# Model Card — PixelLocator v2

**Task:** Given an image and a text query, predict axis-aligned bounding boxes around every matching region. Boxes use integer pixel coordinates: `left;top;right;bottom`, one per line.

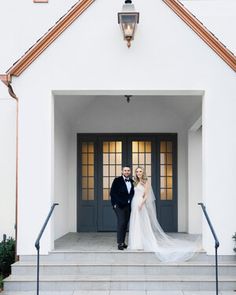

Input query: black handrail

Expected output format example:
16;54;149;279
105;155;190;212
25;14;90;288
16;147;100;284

198;202;220;295
35;203;59;295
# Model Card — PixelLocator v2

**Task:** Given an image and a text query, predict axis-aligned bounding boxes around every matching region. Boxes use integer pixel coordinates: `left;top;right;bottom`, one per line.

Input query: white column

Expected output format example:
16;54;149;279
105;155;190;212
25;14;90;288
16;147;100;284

17;92;54;255
202;87;236;255
188;127;202;234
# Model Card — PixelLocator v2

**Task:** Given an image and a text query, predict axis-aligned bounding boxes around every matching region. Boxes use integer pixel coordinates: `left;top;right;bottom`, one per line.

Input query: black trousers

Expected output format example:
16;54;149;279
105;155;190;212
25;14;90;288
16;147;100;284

113;204;131;244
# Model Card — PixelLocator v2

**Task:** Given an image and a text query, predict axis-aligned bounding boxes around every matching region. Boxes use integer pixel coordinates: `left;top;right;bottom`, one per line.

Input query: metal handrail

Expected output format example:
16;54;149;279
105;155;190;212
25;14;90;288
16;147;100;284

35;203;59;295
198;202;220;295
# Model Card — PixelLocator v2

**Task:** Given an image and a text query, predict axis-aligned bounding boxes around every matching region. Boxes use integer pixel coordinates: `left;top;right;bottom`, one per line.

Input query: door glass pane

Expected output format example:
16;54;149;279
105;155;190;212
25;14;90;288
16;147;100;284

160;165;166;176
167;141;172;152
103;165;109;176
139;142;145;152
103;189;109;201
160;141;173;201
116;153;122;164
160;189;166;200
146;153;151;164
88;177;94;188
81;142;95;201
103;142;109;153
116;165;122;175
110;154;115;165
82;177;87;188
103;177;109;188
132;141;152;181
146;165;151;177
116;142;122;153
88;165;94;176
132;141;138;153
139;153;145;164
82;154;87;164
167;189;173;200
160;142;166;153
145;142;151;153
110;165;115;176
103;141;122;201
109;142;116;152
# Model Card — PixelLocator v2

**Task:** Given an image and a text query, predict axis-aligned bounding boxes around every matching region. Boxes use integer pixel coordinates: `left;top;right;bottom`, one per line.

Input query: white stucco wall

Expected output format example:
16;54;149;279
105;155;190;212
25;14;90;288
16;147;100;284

188;127;202;234
0;0;235;255
0;98;16;239
180;0;236;53
53;104;72;240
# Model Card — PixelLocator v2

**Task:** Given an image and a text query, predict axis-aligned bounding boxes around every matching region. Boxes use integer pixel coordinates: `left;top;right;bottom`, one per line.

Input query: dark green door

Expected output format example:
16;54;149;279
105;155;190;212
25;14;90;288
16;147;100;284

77;134;177;232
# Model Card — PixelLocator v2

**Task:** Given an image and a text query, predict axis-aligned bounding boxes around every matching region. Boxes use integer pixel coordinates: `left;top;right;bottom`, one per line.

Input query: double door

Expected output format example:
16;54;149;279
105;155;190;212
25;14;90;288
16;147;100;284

77;134;177;232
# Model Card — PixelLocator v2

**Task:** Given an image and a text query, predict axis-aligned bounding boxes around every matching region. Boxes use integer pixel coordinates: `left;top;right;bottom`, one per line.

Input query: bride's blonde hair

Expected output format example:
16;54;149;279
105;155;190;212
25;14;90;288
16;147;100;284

134;167;148;185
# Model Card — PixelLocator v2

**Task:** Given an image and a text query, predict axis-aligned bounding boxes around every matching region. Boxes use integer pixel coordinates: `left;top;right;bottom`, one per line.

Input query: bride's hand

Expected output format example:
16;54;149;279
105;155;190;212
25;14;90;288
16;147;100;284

138;201;144;210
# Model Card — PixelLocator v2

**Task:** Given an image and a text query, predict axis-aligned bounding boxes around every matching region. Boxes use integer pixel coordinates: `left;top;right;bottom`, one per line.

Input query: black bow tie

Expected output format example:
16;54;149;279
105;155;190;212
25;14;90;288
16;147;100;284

125;178;130;182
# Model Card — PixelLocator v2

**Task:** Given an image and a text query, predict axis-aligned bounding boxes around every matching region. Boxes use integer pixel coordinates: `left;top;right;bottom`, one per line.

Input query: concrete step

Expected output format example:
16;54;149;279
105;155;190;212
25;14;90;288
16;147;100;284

2;291;235;295
4;274;236;291
19;250;236;264
11;261;236;276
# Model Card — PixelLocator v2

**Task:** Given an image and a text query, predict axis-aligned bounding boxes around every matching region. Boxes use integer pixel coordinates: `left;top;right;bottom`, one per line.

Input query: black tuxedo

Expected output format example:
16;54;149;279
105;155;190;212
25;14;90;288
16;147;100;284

110;176;134;244
110;176;134;208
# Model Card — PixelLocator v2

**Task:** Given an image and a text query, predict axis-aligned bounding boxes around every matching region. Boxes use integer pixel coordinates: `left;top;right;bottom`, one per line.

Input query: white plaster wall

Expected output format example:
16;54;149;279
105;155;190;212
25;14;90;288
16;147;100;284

0;0;234;255
0;99;16;239
0;0;76;71
180;0;236;53
53;104;72;240
0;0;235;70
188;128;202;234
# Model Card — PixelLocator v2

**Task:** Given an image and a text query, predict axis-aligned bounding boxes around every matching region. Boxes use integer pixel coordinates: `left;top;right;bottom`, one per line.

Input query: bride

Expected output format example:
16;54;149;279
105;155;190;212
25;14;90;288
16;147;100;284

128;167;201;262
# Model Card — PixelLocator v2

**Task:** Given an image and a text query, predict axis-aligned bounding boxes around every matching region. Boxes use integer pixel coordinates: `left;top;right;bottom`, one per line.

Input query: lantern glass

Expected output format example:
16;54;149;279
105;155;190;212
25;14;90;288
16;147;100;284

119;14;138;39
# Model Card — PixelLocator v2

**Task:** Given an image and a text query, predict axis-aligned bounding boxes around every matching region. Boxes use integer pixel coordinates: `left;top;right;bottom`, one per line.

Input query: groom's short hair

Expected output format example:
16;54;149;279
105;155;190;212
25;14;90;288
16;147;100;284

122;166;131;170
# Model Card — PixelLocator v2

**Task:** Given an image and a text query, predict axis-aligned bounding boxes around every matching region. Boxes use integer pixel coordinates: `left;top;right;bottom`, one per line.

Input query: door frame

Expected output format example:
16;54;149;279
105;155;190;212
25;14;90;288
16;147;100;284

77;133;178;232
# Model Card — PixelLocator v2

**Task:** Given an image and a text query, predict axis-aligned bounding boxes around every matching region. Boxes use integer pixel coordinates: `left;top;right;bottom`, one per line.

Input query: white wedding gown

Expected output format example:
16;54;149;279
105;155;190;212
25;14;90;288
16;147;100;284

128;182;201;262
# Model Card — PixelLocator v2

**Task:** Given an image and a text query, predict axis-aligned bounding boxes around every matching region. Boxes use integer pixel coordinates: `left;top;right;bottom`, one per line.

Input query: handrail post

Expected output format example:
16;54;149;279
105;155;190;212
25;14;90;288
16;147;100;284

198;202;219;295
215;244;219;295
35;203;59;295
36;244;40;295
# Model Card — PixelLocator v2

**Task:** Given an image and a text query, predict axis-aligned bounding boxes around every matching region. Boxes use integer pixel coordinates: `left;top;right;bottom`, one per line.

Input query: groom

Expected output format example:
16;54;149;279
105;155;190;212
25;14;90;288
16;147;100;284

110;166;134;250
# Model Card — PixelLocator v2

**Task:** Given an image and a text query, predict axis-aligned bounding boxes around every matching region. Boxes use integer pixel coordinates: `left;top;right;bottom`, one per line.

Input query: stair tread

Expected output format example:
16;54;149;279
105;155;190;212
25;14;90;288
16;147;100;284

13;261;236;266
5;274;236;282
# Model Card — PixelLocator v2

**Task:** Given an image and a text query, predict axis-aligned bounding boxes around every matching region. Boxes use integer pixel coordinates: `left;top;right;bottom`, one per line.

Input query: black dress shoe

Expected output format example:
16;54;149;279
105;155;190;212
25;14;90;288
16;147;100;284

123;243;128;249
118;244;124;250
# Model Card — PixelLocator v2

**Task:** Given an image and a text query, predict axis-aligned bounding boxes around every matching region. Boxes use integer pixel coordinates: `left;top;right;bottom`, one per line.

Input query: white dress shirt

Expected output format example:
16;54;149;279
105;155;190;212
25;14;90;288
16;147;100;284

123;175;132;194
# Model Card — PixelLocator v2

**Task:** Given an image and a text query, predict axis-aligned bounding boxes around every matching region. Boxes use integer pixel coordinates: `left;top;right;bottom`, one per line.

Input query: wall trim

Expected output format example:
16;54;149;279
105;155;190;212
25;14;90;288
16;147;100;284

5;0;95;77
163;0;236;72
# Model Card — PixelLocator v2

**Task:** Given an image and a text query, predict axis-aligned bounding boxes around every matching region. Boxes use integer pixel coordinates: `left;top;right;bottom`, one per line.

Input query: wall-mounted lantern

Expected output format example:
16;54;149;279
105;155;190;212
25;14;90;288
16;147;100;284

118;0;139;48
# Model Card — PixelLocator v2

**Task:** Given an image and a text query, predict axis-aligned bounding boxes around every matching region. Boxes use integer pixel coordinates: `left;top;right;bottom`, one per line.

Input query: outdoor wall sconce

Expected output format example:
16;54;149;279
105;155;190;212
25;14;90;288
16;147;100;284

118;0;139;48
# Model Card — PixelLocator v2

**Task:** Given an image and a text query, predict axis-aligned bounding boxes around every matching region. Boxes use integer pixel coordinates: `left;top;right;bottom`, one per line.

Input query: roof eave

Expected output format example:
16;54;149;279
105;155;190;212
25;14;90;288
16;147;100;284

6;0;95;77
163;0;236;72
0;74;12;86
